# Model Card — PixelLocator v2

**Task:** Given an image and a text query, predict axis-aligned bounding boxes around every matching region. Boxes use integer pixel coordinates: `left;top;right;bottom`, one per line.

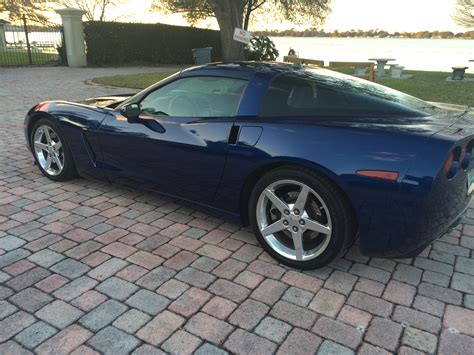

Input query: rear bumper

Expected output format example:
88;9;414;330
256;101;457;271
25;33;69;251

359;168;472;259
367;201;469;259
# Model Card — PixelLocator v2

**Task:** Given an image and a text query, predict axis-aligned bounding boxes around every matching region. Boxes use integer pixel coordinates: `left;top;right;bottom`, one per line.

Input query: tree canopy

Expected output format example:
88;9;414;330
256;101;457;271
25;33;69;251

0;0;51;24
453;0;474;28
155;0;332;31
0;0;123;24
60;0;122;21
155;0;332;61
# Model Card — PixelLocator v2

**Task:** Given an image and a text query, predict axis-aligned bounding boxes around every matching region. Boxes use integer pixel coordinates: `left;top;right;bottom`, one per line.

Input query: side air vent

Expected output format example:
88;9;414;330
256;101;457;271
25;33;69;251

81;132;97;167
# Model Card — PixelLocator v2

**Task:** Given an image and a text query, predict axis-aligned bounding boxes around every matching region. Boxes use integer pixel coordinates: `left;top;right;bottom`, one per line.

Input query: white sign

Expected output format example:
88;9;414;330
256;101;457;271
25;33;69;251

233;28;252;44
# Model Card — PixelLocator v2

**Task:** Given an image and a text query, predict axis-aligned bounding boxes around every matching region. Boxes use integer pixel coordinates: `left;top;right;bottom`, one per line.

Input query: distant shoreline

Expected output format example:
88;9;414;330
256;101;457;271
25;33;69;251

256;30;474;40
265;36;474;40
270;36;473;72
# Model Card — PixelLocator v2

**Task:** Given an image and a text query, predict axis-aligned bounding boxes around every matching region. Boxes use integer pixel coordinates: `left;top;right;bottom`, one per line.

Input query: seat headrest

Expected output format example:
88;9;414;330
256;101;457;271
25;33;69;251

288;84;315;109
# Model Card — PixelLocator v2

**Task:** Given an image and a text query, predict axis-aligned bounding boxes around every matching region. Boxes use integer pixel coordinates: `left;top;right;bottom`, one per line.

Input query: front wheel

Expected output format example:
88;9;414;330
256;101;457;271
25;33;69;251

249;167;356;270
31;118;77;181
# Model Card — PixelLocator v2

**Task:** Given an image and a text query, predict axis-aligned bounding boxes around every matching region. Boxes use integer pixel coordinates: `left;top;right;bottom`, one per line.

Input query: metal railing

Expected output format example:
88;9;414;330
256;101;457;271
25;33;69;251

0;15;64;67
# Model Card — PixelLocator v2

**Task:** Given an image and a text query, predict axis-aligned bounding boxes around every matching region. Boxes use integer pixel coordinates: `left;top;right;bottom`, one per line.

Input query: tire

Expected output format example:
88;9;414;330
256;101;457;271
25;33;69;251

249;167;356;270
30;118;77;181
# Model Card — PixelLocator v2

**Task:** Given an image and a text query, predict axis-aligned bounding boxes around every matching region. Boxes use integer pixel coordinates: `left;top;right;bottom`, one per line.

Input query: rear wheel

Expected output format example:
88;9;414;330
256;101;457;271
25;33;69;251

249;167;356;269
31;118;76;181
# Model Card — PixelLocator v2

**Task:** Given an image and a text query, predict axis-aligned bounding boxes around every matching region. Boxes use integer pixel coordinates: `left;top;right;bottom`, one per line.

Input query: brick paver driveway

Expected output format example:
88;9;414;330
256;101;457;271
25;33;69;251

1;67;473;355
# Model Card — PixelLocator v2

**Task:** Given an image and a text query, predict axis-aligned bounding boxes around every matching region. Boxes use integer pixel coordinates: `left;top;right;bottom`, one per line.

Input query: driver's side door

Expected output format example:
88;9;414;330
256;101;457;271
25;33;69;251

99;75;248;205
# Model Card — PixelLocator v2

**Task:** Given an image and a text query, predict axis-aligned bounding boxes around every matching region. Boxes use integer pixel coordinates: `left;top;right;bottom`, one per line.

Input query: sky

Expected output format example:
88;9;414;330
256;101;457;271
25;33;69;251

114;0;466;32
323;0;465;32
36;0;468;32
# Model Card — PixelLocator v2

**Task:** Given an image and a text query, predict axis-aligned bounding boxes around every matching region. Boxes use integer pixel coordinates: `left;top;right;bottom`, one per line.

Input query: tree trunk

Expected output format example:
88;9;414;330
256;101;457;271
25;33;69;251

243;1;253;30
207;0;246;61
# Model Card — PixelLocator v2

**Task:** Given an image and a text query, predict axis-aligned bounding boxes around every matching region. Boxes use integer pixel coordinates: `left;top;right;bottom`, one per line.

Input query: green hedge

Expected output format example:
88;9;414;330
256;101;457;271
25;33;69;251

84;21;222;66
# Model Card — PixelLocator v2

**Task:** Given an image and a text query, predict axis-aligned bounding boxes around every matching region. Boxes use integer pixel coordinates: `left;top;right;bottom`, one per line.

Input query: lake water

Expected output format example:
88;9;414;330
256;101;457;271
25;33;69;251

270;37;474;72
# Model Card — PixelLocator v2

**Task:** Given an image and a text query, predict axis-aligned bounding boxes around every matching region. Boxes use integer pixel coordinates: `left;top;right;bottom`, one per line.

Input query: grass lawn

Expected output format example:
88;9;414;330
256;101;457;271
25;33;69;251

0;51;59;66
92;72;177;90
378;70;474;106
92;69;474;106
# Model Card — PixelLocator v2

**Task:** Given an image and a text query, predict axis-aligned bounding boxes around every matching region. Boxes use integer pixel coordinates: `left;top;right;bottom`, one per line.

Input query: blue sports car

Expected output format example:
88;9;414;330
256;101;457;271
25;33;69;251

24;62;474;269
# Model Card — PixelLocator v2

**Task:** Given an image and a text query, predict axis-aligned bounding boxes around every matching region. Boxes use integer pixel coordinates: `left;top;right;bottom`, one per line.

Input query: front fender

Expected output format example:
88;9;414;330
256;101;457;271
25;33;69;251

25;101;109;181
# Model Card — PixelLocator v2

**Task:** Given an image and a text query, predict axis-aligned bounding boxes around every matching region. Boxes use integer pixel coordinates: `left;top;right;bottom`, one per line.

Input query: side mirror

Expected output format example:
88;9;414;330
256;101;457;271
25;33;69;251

120;103;141;121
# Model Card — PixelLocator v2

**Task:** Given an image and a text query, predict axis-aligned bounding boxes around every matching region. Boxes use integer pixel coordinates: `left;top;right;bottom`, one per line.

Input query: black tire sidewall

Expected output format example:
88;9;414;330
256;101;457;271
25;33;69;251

30;118;76;181
249;167;352;270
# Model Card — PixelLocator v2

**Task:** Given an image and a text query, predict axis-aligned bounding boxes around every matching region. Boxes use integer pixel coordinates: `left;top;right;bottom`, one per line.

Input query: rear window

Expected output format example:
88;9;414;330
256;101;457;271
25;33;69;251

259;69;436;118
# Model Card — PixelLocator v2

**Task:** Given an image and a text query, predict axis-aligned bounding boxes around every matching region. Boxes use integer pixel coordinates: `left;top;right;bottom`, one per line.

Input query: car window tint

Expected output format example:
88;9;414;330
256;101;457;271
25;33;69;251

260;71;435;118
140;76;247;118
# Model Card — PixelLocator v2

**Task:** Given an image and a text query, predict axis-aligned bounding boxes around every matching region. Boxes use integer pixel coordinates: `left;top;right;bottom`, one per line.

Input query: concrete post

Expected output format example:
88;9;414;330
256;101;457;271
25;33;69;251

0;21;7;51
55;7;87;67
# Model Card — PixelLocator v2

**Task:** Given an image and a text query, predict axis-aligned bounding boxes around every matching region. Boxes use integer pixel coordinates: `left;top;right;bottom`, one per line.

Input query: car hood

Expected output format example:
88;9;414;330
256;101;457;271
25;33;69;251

77;94;135;108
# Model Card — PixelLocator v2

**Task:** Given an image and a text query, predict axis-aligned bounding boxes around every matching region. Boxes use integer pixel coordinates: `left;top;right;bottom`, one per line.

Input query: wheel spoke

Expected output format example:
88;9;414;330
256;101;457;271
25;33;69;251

261;219;286;236
293;185;310;213
257;179;333;262
303;217;331;235
292;230;304;261
34;125;65;176
264;189;289;213
44;128;52;144
44;155;52;170
53;154;63;170
34;142;48;151
53;141;62;150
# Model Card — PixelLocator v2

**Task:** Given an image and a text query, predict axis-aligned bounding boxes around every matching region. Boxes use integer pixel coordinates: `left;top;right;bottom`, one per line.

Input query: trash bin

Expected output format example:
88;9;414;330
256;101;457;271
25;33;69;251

192;47;212;65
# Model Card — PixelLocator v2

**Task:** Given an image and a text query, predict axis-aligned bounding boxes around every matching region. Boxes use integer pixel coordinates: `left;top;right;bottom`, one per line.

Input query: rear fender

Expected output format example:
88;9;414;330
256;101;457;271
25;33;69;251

237;157;355;226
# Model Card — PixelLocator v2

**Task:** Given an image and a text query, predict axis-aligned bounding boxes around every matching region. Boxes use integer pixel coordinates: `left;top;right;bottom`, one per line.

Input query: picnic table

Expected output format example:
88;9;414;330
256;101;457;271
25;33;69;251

369;58;395;77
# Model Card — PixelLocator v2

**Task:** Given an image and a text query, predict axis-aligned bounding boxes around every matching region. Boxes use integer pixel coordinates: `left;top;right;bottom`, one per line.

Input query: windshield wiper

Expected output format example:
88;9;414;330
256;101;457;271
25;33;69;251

142;109;169;116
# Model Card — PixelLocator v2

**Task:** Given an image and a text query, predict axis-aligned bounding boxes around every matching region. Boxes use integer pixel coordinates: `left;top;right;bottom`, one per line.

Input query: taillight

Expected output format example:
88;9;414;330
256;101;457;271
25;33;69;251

462;141;473;170
444;152;453;175
445;146;462;179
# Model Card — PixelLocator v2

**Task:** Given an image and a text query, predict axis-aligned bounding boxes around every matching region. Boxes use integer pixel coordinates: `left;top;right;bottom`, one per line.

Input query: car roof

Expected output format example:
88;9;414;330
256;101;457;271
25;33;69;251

181;61;313;80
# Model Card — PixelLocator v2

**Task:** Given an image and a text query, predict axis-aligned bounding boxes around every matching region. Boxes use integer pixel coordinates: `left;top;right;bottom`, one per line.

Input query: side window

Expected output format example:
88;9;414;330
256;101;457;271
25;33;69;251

259;75;349;117
260;71;425;118
140;76;247;118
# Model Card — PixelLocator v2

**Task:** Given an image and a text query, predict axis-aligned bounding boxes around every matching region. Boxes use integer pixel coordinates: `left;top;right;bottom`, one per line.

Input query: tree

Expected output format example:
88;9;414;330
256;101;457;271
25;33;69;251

155;0;332;61
0;0;51;24
0;0;124;23
453;0;474;28
60;0;121;21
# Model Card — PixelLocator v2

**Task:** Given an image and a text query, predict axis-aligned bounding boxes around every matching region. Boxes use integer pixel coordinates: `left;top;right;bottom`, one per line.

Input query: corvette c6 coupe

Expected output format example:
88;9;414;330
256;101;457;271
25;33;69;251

24;62;474;269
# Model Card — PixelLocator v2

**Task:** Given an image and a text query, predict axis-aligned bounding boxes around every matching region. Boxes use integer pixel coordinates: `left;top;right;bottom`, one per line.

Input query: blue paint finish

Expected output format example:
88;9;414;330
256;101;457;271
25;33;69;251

25;101;108;181
238;126;263;147
98;111;234;205
24;62;474;259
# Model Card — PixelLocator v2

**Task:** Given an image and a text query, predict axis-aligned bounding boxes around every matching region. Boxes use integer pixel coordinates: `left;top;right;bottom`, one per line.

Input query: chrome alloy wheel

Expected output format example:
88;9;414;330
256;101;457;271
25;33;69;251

256;179;332;261
33;125;64;176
